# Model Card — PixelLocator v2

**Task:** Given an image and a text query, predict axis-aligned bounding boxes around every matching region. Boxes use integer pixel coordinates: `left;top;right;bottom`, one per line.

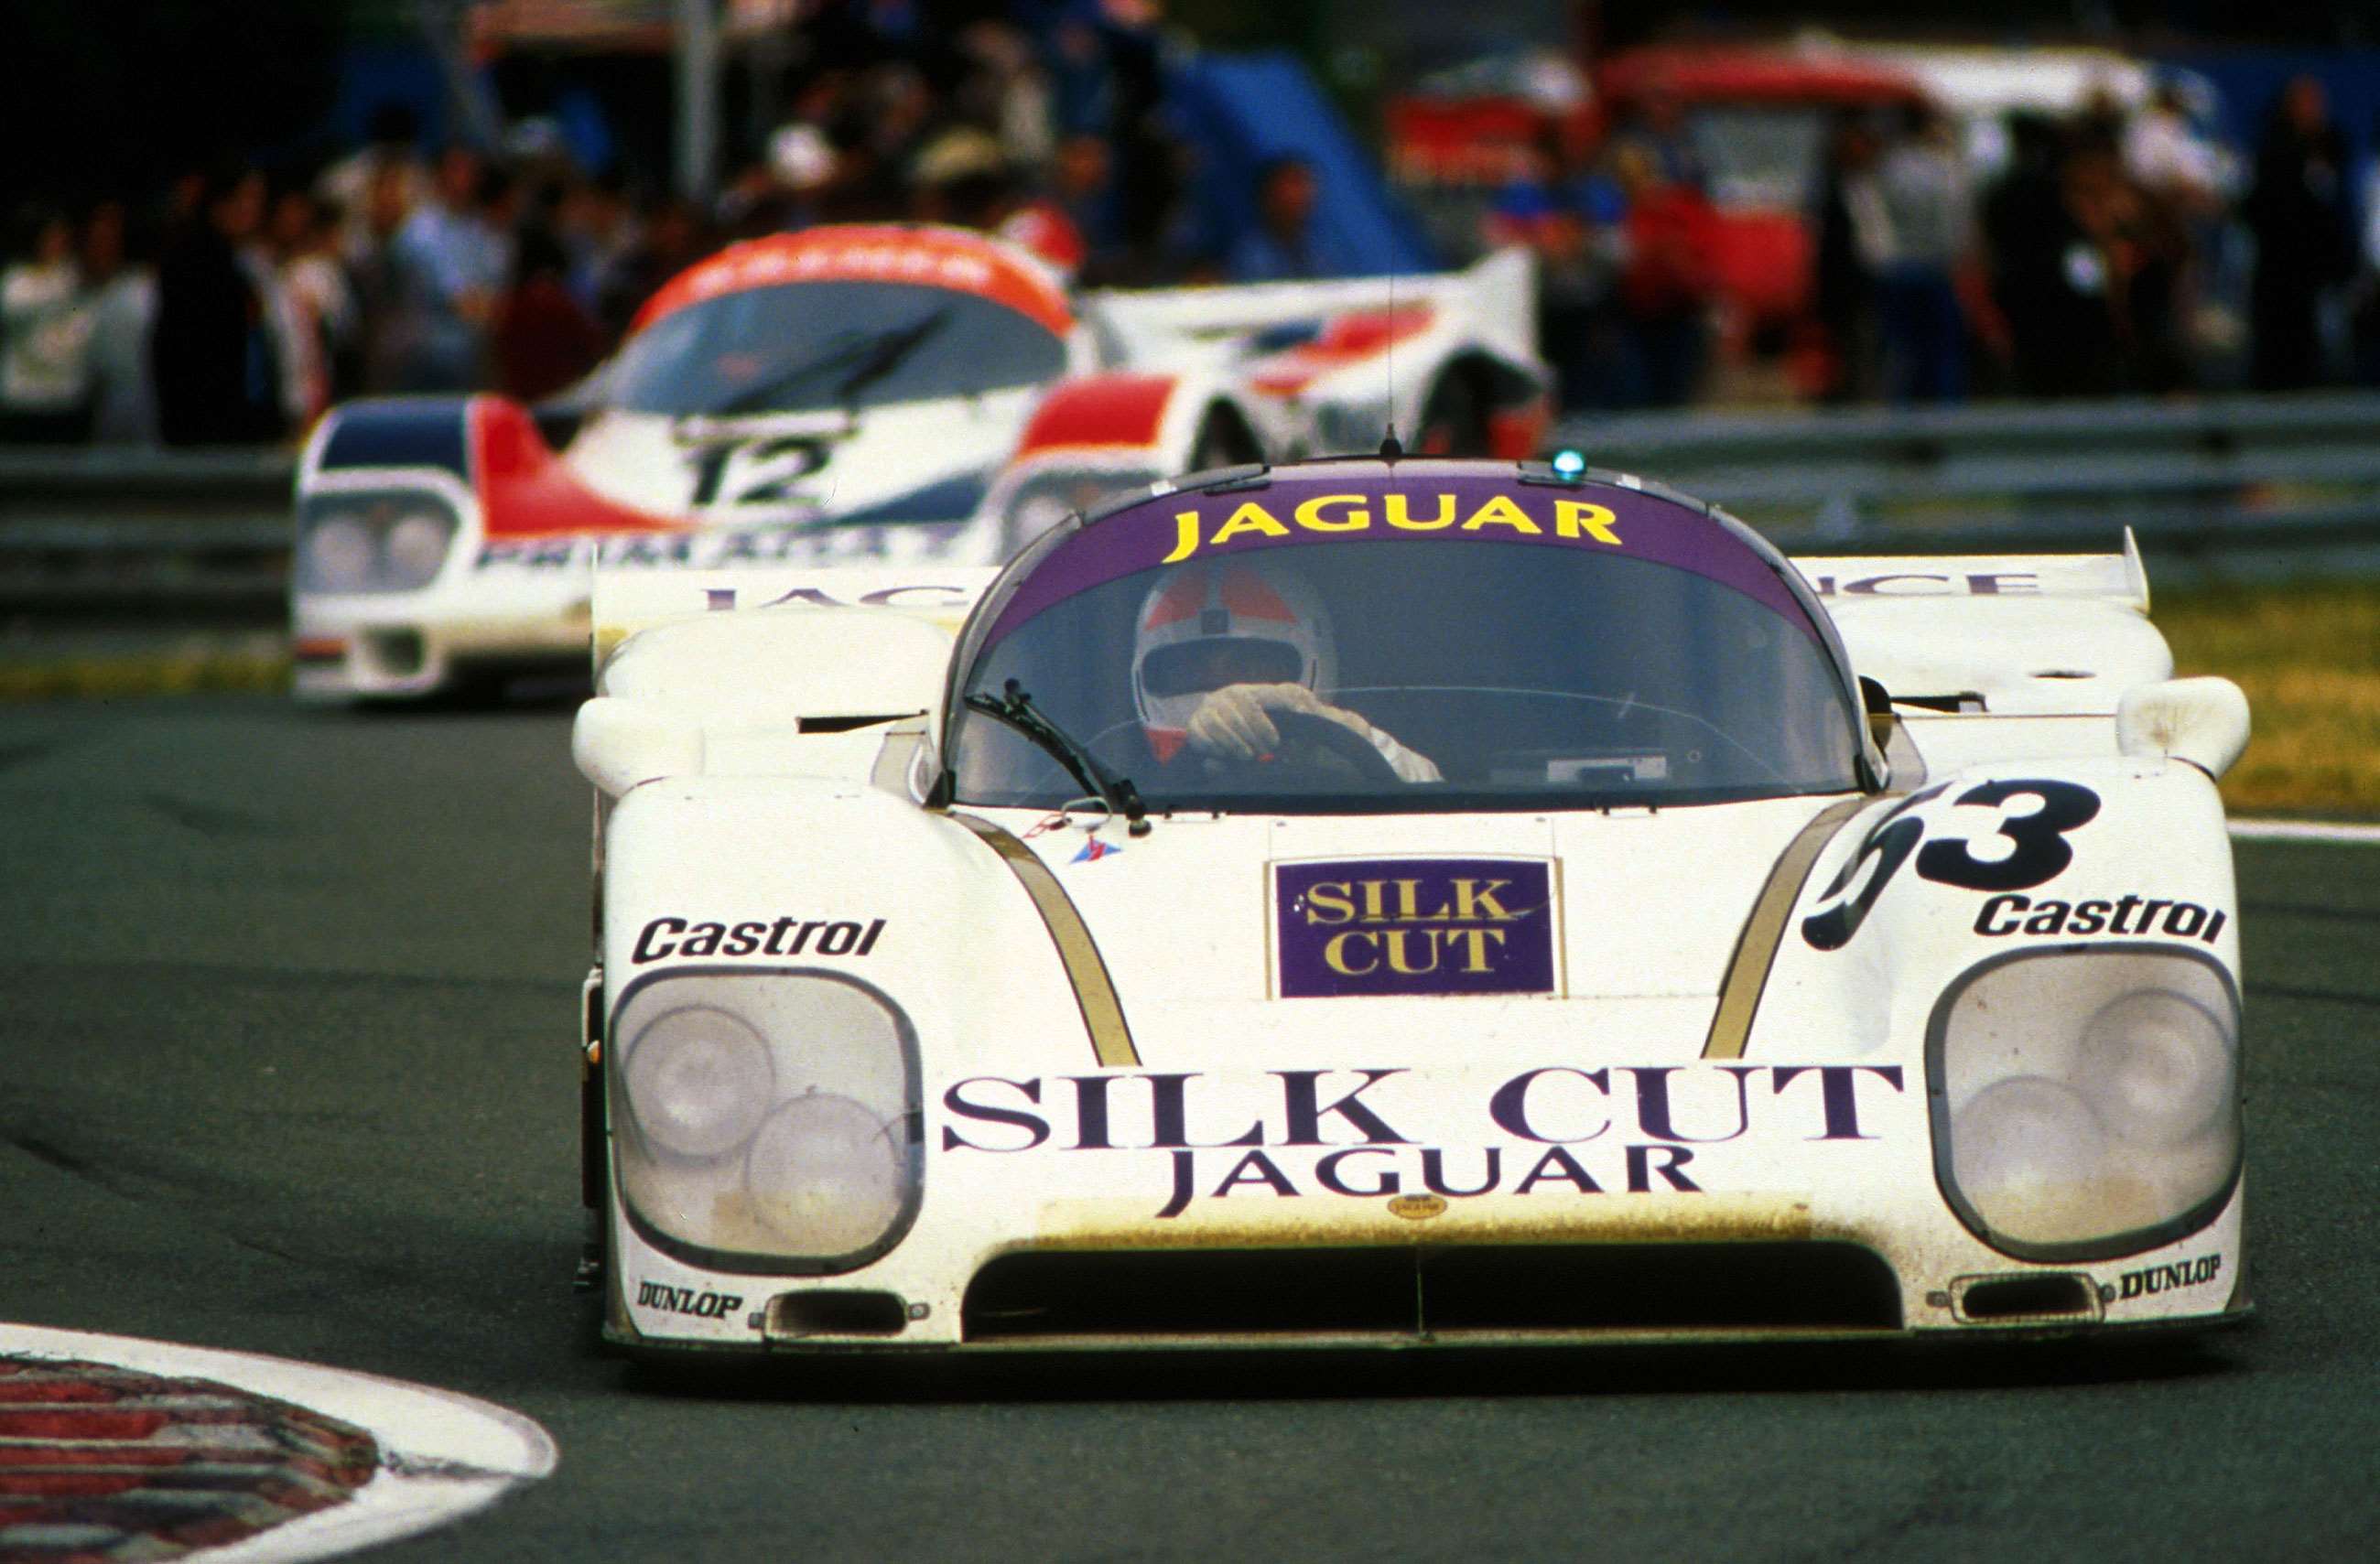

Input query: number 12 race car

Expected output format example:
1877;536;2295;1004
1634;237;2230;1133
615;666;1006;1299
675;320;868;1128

291;224;1543;700
569;455;2252;1355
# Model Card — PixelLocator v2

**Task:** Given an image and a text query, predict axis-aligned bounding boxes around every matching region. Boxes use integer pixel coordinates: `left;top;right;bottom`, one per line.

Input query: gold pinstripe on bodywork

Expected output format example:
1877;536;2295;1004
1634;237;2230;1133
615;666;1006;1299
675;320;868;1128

1702;795;1875;1060
952;814;1141;1067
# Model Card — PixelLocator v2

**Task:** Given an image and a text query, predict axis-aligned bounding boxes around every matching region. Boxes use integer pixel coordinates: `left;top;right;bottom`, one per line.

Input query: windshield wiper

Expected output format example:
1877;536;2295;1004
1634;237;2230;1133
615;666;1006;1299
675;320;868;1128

691;310;943;418
832;307;949;410
964;679;1151;836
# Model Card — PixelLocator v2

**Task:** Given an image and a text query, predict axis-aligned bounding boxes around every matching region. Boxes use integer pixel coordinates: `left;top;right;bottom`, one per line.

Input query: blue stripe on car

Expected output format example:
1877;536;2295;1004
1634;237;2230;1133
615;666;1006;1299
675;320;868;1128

319;400;473;480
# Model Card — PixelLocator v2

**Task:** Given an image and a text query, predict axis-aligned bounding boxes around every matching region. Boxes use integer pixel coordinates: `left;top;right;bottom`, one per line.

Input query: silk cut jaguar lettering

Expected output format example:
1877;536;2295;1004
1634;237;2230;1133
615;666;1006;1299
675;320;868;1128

1275;858;1556;997
941;1064;1907;1218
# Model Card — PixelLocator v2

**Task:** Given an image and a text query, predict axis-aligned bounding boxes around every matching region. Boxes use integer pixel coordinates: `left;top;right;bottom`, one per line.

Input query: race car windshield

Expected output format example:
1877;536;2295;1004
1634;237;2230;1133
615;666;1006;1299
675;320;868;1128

612;281;1066;415
949;479;1866;814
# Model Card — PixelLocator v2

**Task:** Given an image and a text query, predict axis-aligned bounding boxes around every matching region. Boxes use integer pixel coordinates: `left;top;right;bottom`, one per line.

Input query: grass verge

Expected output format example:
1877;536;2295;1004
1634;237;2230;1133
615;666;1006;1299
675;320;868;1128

0;645;288;702
2157;578;2380;818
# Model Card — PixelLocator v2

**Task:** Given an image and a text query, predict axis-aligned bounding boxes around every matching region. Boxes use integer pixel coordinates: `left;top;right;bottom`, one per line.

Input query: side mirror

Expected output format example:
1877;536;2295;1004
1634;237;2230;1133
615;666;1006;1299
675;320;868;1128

573;696;705;798
2116;677;2250;780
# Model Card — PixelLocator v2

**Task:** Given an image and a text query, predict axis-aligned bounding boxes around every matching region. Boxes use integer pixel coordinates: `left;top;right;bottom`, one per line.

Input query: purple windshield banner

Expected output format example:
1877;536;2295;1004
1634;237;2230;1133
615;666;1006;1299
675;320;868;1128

1274;857;1558;999
982;467;1818;651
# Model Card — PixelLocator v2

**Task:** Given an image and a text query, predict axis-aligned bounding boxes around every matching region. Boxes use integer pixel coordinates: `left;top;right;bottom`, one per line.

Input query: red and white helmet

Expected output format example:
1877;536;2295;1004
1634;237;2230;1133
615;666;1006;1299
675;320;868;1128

1131;556;1335;760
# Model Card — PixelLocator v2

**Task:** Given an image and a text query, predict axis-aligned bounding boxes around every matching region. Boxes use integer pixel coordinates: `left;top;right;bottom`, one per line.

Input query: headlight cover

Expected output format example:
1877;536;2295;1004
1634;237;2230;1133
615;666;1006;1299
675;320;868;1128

297;491;460;594
1929;944;2240;1262
611;967;921;1274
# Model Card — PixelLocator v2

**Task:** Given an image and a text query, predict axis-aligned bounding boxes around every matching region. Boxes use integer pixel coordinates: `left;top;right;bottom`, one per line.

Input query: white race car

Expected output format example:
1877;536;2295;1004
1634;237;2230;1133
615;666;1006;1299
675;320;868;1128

571;454;2251;1354
291;224;1545;699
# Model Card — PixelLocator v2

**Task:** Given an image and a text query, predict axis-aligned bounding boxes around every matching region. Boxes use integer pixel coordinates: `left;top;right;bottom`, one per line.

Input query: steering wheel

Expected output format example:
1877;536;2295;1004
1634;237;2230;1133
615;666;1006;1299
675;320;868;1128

1246;709;1407;787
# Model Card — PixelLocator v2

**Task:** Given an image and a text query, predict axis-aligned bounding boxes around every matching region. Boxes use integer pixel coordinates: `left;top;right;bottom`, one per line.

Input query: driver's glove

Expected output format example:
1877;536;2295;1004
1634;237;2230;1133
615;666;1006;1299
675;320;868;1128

1185;684;1442;783
1185;682;1324;759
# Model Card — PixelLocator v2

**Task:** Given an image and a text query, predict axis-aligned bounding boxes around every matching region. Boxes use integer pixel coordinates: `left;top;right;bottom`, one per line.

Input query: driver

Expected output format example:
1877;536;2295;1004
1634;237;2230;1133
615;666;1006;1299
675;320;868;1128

1130;556;1441;783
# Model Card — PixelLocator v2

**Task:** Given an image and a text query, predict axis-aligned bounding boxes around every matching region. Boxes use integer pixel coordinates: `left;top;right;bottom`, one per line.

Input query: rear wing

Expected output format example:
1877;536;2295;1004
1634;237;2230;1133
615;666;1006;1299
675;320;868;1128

1791;534;2166;716
589;548;1001;674
1787;531;2150;611
1083;247;1538;377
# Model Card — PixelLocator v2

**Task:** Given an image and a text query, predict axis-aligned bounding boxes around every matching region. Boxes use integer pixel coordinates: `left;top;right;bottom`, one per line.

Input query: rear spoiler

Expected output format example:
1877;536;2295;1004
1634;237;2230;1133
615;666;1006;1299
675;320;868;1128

589;548;1001;673
1788;530;2150;613
1083;247;1537;378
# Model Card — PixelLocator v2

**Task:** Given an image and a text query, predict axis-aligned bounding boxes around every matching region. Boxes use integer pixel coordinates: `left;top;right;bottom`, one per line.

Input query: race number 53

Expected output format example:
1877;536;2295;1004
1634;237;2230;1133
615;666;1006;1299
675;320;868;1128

1801;779;2102;951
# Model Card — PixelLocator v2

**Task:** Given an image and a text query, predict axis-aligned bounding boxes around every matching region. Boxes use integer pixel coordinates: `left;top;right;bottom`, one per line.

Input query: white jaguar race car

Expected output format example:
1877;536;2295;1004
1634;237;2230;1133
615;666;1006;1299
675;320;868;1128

570;454;2252;1355
290;224;1545;700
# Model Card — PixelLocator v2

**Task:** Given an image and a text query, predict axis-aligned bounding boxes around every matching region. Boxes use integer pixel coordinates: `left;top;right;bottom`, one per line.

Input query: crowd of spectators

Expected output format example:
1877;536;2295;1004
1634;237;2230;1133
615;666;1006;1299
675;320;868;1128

0;0;1227;448
11;7;2380;444
1486;70;2380;411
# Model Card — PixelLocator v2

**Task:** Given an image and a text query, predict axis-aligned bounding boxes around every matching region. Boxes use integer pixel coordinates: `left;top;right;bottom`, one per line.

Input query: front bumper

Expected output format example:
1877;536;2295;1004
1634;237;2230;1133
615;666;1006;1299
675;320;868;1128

292;596;588;700
601;1068;2249;1355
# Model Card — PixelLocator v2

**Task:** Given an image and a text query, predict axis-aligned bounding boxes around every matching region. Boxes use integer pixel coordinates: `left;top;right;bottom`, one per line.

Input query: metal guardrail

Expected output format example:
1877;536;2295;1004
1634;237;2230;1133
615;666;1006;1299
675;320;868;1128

5;393;2378;617
1549;391;2380;553
0;448;291;616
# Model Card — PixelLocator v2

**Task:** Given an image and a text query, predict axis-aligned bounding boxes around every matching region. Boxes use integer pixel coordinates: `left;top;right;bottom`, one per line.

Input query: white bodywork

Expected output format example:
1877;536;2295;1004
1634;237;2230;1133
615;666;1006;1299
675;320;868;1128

573;489;2249;1355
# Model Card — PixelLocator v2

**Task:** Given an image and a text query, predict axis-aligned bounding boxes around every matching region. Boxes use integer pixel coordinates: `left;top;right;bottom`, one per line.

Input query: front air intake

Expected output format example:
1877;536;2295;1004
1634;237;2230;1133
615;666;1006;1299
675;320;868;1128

1953;1273;2100;1323
766;1289;911;1339
962;1243;1902;1343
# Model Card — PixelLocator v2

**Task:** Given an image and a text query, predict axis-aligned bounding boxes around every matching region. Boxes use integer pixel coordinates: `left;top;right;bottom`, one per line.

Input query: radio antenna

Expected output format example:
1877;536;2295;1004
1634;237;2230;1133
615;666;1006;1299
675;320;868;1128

1383;260;1401;455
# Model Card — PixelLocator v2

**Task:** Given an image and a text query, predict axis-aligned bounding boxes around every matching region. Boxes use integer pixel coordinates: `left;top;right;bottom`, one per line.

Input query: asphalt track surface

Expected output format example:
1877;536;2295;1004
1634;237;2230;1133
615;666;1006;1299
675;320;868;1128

1;696;2375;1563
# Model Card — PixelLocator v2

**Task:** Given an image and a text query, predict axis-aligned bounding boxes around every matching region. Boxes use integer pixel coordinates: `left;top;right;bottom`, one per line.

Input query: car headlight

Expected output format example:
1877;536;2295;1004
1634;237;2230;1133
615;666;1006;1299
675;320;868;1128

622;1005;774;1158
303;512;377;592
297;491;460;594
744;1092;908;1253
611;969;920;1274
1931;946;2240;1261
383;510;456;589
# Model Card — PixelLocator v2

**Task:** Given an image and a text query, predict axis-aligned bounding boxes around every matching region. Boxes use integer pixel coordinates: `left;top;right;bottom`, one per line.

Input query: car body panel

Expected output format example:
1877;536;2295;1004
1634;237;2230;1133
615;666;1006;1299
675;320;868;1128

574;458;2248;1354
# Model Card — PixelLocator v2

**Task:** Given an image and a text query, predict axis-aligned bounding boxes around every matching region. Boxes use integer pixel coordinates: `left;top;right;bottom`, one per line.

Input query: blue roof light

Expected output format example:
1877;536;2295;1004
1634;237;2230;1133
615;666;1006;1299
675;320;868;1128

1551;449;1586;480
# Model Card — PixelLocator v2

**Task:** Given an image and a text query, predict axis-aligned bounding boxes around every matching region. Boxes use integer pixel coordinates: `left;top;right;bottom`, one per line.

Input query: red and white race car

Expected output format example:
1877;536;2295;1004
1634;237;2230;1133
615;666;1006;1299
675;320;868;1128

290;223;1547;699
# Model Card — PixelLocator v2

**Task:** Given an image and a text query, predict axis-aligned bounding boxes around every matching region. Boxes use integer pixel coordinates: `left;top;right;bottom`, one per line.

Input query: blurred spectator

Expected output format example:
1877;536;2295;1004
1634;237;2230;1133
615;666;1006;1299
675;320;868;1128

596;199;707;340
1009;133;1128;278
1;206;94;443
2074;142;2192;394
956;20;1056;178
270;187;358;427
851;62;939;218
152;168;285;445
911;125;1009;217
1484;131;1627;410
1612;142;1718;408
558;169;641;319
342;162;419;394
2356;112;2380;386
2243;76;2355;392
1985;115;2109;397
1084;1;1185;283
1874;103;1974;404
2124;81;2224;221
492;224;605;401
717;156;803;239
1607;91;1706;194
393;148;517;392
1809;114;1888;404
1227;156;1354;283
81;201;159;445
318;103;432;254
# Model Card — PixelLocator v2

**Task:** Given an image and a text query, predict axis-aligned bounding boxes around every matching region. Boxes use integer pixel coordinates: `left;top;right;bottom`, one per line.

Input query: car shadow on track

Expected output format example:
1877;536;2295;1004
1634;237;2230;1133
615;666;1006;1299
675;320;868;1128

610;1326;2253;1407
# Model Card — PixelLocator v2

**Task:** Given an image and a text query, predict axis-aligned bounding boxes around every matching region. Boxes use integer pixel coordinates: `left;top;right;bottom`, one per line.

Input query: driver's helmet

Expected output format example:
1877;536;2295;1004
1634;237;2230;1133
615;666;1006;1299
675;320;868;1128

1131;556;1334;760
